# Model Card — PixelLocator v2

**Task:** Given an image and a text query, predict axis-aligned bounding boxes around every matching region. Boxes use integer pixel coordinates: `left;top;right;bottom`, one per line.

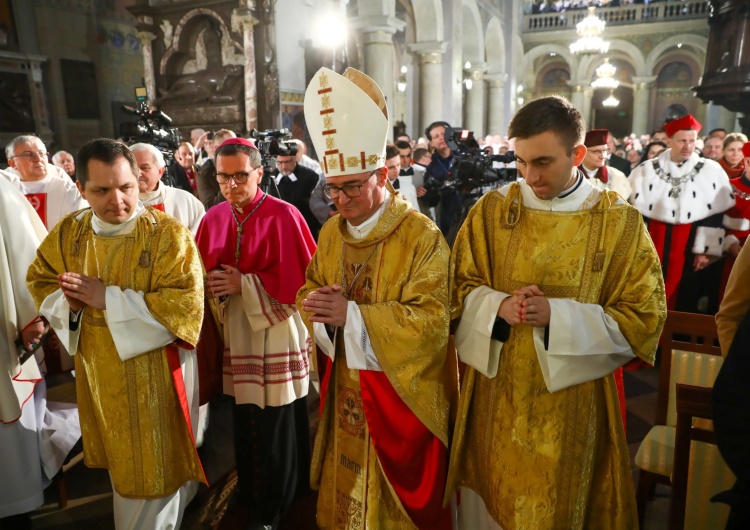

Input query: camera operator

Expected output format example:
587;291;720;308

169;141;200;196
197;129;237;209
423;121;460;236
274;152;322;239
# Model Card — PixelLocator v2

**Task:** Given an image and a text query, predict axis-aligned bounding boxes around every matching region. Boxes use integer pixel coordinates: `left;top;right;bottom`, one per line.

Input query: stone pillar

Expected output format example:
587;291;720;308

485;73;507;135
136;31;157;101
232;9;260;132
351;16;405;138
582;86;594;128
408;41;447;136
632;76;656;136
569;83;585;116
464;62;486;135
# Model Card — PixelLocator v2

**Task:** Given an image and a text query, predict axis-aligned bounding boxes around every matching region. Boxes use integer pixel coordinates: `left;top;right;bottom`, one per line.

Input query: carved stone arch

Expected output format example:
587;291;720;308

410;0;443;42
461;0;484;63
159;8;242;76
521;43;576;87
485;17;505;73
645;34;707;76
577;39;646;81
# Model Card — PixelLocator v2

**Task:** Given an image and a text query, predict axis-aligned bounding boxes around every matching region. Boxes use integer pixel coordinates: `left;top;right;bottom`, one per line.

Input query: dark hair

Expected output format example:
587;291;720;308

424;121;451;139
650;129;666;137
708;128;727;137
507;96;584;155
413;147;429;162
639;141;668;165
215;142;262;168
76;138;138;188
385;143;399;161
395;140;411;151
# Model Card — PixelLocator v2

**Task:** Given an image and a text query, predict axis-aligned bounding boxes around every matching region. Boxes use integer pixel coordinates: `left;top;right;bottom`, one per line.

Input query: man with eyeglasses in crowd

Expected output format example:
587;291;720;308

298;67;453;529
2;135;87;229
195;138;315;530
273;150;322;239
578;129;632;200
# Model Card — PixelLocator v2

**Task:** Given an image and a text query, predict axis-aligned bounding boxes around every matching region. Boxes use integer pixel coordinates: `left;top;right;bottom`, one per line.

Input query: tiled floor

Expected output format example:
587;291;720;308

32;369;672;529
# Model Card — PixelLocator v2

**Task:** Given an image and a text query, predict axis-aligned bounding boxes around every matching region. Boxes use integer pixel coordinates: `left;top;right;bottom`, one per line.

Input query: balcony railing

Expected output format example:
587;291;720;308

523;0;709;32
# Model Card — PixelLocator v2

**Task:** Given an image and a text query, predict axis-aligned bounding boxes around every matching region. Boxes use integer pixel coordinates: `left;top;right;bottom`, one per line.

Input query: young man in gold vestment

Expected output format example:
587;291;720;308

27;139;206;529
447;96;667;529
298;67;454;530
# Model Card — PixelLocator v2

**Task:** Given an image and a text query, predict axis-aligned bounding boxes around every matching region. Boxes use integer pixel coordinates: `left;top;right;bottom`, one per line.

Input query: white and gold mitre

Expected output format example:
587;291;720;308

304;67;389;177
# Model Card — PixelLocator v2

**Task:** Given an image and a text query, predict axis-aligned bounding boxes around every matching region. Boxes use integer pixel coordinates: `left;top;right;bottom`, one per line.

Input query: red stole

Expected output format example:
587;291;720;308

317;352;450;530
24;193;48;228
195;191;316;305
579;164;608;184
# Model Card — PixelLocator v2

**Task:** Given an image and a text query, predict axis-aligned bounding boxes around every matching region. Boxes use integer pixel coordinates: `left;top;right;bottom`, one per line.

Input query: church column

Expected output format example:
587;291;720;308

136;31;157;101
569;83;585;115
582;86;594;128
464;62;486;135
232;9;260;132
485;73;507;135
351;16;405;138
408;41;447;136
632;76;656;136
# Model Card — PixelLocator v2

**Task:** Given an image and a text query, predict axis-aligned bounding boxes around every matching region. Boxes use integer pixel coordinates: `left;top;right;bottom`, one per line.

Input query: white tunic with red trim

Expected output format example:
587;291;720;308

724;175;750;247
220;274;310;408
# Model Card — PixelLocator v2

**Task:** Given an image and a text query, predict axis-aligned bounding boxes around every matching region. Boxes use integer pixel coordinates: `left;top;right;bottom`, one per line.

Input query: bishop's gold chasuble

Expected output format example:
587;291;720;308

298;194;455;529
449;184;666;530
27;209;205;498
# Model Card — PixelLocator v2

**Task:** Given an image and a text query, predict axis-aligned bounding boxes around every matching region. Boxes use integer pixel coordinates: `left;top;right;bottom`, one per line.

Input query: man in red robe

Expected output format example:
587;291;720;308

630;114;735;313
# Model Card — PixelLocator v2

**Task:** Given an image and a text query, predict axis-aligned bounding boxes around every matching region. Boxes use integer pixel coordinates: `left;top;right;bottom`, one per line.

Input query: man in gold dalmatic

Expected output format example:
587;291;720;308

297;67;454;529
448;96;667;529
27;138;206;529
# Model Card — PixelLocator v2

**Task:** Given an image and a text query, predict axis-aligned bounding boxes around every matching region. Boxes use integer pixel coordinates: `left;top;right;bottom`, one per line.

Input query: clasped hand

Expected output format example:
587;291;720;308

302;284;348;327
497;284;551;328
207;264;242;298
59;272;106;312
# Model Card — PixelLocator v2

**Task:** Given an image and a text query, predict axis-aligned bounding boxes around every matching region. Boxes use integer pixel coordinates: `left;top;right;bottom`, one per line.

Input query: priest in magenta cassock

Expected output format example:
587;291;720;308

297;67;454;530
195;137;316;530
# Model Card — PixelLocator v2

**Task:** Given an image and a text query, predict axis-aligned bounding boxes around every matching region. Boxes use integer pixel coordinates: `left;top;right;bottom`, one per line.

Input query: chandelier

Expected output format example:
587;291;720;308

591;58;619;90
569;7;610;55
602;90;620;107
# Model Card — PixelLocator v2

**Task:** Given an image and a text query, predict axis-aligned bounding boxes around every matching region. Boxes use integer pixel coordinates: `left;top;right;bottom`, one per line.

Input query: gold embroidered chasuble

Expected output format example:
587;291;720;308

298;193;454;529
27;209;205;498
448;184;666;530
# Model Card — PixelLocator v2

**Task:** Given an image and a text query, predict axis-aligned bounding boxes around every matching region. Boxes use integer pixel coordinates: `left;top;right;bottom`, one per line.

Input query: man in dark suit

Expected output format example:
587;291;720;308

170;141;200;196
606;133;632;176
274;154;322;239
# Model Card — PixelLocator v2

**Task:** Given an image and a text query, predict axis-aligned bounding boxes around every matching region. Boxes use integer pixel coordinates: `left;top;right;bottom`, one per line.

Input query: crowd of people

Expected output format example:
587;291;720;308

2;65;749;530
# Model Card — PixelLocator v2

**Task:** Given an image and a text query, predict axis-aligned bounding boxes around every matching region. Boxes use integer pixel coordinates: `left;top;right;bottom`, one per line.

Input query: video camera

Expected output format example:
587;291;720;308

443;126;517;190
250;128;298;198
119;87;181;186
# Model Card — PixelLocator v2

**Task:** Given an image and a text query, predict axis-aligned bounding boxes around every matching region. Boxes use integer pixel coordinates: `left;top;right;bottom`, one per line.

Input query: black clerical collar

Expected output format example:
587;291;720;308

557;171;584;199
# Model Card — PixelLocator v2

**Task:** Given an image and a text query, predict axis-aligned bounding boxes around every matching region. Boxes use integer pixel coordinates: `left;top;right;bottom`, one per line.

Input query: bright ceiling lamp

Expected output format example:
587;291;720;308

591;58;619;90
570;7;609;55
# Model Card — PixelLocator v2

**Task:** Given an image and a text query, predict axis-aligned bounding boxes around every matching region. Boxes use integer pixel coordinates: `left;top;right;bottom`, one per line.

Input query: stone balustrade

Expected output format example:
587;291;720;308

523;0;709;32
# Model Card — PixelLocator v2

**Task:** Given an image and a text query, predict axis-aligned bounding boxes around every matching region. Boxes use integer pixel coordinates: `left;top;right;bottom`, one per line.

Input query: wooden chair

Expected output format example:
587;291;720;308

634;310;724;527
670;384;718;530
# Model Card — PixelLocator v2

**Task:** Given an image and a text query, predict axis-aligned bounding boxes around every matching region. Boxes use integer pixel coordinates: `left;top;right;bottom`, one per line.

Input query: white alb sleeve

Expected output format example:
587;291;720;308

454;286;509;378
533;298;635;393
342;301;382;371
104;286;177;361
40;289;81;356
313;322;335;362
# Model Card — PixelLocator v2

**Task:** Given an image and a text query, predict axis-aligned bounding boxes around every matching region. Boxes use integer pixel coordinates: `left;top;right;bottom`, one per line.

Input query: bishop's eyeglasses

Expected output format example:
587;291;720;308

323;170;376;199
216;168;259;185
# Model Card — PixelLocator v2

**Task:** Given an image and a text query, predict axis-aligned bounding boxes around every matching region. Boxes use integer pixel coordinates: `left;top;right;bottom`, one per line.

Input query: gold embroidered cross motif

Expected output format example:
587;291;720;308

367;154;378;165
328;155;339;170
322;95;331;108
326;137;335;149
324;115;333;129
346;156;359;167
319;71;329;88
